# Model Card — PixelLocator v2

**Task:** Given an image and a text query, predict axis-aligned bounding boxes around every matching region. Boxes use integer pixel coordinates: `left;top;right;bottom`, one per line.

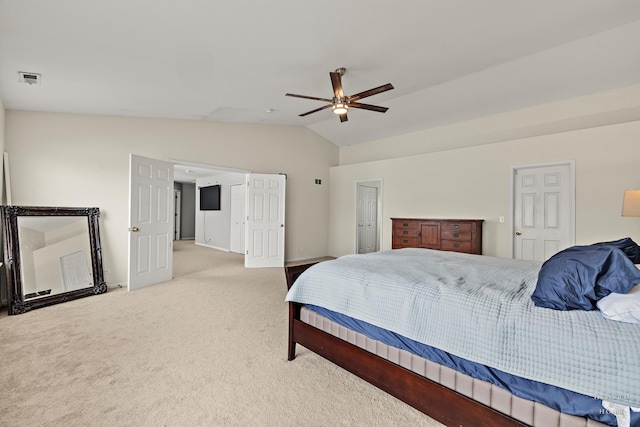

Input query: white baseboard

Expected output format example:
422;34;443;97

194;242;230;252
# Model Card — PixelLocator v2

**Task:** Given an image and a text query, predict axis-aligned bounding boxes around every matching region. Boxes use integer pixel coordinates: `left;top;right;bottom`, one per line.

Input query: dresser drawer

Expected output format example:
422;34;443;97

441;240;472;253
393;220;418;231
441;230;472;241
393;224;418;238
393;229;418;240
441;222;473;232
393;236;418;248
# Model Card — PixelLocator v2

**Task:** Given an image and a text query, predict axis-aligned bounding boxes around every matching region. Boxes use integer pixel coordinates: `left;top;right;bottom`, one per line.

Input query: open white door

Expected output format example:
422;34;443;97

128;154;174;290
245;173;286;268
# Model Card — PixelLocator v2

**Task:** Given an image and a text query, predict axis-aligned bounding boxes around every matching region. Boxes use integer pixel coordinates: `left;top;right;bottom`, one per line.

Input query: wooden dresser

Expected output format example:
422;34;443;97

391;218;483;255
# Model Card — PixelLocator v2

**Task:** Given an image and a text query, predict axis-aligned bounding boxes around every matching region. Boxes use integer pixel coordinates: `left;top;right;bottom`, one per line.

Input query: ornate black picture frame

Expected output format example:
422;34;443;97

1;206;107;315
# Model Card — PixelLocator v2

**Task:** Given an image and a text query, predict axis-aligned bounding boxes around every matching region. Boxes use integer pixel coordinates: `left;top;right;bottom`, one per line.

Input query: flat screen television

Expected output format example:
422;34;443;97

200;184;221;211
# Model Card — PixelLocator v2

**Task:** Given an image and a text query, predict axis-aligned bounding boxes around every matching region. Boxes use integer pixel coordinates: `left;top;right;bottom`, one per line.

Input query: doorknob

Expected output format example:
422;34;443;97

515;231;522;236
130;227;139;232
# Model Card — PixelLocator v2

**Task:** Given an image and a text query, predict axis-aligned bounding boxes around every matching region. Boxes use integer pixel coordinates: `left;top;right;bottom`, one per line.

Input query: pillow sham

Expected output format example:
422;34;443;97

531;245;640;310
591;237;640;264
597;284;640;324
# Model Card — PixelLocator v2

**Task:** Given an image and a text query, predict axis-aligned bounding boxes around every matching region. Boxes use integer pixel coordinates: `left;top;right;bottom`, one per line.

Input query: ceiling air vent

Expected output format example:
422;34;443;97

18;71;41;85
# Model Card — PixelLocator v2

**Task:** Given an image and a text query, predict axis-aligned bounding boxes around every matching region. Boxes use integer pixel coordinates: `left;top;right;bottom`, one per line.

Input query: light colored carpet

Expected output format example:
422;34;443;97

0;241;443;426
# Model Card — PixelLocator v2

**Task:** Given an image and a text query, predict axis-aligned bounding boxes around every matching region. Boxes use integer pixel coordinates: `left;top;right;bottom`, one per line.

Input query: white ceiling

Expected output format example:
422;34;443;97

1;1;640;147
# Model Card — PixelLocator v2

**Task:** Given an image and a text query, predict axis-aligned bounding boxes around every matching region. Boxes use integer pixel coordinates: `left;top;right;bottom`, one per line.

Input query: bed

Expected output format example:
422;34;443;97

285;246;640;427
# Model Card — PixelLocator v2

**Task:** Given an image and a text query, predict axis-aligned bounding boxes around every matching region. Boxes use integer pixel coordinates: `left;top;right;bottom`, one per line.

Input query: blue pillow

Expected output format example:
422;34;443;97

532;245;640;310
591;237;640;264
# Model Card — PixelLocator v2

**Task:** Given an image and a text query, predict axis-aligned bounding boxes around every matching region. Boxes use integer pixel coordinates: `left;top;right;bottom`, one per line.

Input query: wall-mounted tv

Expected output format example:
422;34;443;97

200;184;221;211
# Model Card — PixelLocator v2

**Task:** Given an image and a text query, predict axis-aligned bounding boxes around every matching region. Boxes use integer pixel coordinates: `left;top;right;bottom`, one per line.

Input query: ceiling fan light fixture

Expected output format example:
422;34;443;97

286;68;393;122
333;103;348;115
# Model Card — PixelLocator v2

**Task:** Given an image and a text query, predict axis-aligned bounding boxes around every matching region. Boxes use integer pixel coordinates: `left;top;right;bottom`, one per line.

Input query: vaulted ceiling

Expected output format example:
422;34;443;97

1;1;640;147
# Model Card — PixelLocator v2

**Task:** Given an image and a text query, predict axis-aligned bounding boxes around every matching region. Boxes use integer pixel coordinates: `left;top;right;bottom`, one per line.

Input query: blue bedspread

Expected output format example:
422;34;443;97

285;248;640;409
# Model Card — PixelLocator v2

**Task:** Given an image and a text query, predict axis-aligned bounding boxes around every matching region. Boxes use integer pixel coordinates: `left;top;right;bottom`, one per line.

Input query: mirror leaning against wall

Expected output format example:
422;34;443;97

1;206;107;315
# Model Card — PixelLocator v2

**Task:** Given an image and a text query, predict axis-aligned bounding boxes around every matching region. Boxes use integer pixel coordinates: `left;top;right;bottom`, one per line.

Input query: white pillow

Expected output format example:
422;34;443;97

597;284;640;325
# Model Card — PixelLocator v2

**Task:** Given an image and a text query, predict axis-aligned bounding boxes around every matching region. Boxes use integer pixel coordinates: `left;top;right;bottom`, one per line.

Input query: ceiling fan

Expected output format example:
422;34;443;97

286;68;394;123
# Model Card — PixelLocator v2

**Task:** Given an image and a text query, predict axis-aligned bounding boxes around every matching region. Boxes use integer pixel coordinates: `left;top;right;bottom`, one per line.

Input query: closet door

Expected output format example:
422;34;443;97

513;163;574;261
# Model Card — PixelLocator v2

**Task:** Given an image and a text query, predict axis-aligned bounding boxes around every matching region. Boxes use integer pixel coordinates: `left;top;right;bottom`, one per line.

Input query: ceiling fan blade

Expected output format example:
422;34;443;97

349;102;389;113
299;104;333;117
348;83;394;101
339;113;348;123
286;93;333;103
330;72;344;98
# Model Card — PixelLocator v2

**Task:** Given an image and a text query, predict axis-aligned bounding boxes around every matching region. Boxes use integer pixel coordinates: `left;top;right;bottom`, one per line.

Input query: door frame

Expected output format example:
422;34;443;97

174;189;181;240
229;183;246;254
355;179;383;253
170;158;250;252
508;160;575;259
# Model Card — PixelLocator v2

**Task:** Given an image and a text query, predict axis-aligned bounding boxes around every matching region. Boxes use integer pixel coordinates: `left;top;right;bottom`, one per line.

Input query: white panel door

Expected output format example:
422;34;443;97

357;185;378;254
513;163;574;261
245;173;286;268
128;154;174;290
229;184;246;254
60;250;92;291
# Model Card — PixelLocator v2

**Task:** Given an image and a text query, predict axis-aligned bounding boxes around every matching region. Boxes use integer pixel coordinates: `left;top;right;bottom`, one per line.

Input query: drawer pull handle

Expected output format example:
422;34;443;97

403;239;408;243
453;243;460;248
453;224;460;229
453;233;459;238
403;231;408;234
403;223;409;227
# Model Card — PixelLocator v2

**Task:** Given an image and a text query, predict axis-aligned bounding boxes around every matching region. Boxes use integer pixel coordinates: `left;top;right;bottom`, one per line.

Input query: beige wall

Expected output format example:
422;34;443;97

0;98;5;201
5;111;338;285
330;111;640;258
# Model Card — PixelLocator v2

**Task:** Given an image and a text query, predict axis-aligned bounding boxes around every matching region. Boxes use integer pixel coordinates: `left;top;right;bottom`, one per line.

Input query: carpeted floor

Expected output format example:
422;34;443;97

0;240;442;426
